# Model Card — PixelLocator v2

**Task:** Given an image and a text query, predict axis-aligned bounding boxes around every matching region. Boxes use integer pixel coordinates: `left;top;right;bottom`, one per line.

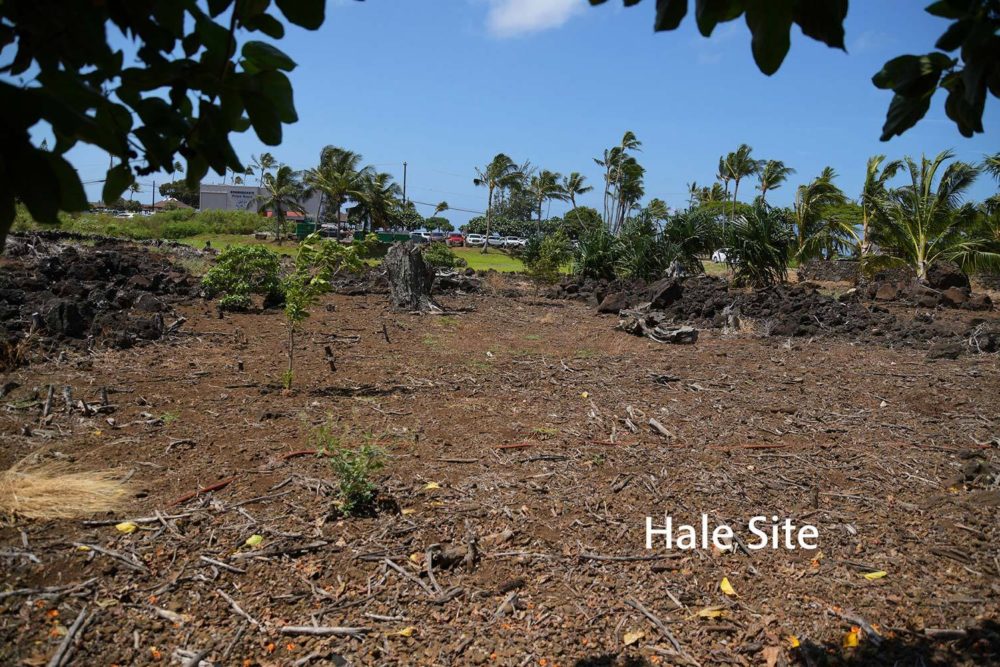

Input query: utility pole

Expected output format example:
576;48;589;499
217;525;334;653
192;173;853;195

151;180;155;210
402;161;407;206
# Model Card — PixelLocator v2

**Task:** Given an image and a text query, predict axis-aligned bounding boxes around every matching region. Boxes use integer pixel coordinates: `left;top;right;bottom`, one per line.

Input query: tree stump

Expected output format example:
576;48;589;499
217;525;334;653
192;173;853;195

384;243;441;312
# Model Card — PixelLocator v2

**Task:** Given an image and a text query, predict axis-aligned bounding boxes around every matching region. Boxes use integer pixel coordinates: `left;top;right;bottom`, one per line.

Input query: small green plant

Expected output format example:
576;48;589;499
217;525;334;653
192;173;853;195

725;202;793;287
313;427;386;515
201;244;283;306
524;230;572;283
422;242;467;269
218;293;251;312
281;368;294;390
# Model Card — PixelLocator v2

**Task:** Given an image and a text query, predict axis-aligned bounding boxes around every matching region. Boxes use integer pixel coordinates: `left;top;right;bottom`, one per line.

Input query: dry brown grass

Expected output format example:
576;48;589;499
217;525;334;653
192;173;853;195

0;460;128;521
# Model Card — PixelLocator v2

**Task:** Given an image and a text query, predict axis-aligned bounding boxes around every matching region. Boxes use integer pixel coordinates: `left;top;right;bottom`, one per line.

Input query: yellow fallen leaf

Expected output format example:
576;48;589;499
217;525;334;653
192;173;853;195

76;545;91;552
695;607;725;619
863;570;887;580
580;392;589;399
842;628;860;648
244;534;264;547
401;508;416;515
409;552;423;565
395;626;416;637
720;577;737;596
623;629;644;645
423;482;441;490
115;521;138;534
787;635;800;648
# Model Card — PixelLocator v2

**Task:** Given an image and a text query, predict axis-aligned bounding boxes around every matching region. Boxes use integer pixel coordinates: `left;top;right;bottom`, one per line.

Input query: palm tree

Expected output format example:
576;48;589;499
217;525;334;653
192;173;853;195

725;144;760;222
433;201;449;218
257;165;305;244
251;152;277;186
474;154;522;254
793;167;849;259
233;176;244;185
858;155;903;256
757;160;795;204
353;171;402;232
562;172;592;209
869;150;997;281
529;169;565;230
128;182;141;201
716;156;732;205
595;131;641;230
304;147;370;226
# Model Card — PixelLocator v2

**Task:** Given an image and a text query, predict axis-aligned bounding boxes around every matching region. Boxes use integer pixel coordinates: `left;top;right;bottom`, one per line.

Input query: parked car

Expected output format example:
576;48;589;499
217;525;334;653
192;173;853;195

465;233;485;246
486;234;504;247
409;231;430;244
429;231;446;243
503;236;525;248
446;233;465;247
711;248;729;263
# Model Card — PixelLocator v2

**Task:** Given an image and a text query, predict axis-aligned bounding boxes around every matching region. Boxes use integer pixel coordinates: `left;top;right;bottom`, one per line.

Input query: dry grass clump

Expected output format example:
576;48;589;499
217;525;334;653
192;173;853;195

0;460;127;520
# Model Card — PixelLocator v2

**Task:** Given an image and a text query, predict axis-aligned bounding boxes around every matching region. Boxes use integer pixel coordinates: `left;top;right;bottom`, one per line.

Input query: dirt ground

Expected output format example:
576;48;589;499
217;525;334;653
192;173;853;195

1;260;999;666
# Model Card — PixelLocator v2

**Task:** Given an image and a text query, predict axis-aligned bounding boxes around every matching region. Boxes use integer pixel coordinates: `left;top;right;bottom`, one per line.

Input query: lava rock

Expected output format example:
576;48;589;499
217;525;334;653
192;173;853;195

597;291;630;314
926;261;970;290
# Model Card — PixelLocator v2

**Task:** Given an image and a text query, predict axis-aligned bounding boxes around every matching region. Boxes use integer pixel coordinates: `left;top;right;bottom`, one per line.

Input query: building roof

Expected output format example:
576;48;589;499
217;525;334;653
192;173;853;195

154;197;193;209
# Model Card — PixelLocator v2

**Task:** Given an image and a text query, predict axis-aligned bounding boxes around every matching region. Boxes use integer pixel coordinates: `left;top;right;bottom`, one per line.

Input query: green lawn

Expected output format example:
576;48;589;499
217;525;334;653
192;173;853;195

178;234;527;272
179;233;300;256
452;246;524;272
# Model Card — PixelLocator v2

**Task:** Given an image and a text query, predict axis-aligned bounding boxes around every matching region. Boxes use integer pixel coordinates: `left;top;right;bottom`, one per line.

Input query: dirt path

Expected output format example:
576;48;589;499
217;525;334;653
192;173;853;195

2;283;998;666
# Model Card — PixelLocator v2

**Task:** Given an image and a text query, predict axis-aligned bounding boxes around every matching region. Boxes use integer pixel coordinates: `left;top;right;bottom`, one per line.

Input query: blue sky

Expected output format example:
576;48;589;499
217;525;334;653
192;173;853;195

64;0;998;226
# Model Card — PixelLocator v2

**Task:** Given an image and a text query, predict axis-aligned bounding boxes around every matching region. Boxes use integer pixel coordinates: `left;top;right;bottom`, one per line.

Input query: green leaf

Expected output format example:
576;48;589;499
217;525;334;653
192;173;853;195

242;40;296;71
879;93;933;141
793;0;847;50
47;153;88;212
694;0;744;37
925;0;972;20
872;53;952;95
654;0;689;31
275;0;325;30
744;0;794;76
103;163;133;204
244;92;282;145
244;13;286;39
935;18;972;51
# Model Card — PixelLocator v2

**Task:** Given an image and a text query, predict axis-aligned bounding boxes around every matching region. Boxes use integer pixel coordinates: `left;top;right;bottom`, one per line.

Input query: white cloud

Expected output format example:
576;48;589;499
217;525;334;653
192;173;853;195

486;0;583;38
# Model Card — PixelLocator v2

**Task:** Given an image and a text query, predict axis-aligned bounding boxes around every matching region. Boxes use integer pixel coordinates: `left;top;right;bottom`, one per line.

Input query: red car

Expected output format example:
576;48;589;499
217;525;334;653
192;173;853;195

446;233;465;247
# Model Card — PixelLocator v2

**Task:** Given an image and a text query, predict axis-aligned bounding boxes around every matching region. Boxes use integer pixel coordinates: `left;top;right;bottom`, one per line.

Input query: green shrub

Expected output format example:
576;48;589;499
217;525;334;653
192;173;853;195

201;245;283;301
574;226;617;280
195;209;266;234
313;427;386;515
525;230;572;283
218;293;251;311
422;242;467;269
160;221;208;239
725;202;792;287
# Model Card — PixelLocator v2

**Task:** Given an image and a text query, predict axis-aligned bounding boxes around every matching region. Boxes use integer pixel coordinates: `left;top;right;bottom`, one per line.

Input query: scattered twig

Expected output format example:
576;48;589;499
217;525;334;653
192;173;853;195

46;606;89;667
168;476;237;507
216;588;262;630
280;625;370;637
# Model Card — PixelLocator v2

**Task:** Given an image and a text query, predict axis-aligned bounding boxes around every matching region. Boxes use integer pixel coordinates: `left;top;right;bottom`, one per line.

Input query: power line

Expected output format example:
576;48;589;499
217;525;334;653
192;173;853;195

410;199;484;215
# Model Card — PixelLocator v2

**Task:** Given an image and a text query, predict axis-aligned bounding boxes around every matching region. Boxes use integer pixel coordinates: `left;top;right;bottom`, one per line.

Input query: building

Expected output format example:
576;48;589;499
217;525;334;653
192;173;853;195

199;183;323;219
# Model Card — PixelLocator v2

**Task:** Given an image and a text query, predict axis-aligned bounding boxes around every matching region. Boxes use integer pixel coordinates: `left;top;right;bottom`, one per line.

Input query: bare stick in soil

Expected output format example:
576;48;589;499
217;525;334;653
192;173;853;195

625;597;699;666
384;243;441;312
216;588;262;630
280;626;370;637
73;543;149;573
41;384;54;418
46;606;88;667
